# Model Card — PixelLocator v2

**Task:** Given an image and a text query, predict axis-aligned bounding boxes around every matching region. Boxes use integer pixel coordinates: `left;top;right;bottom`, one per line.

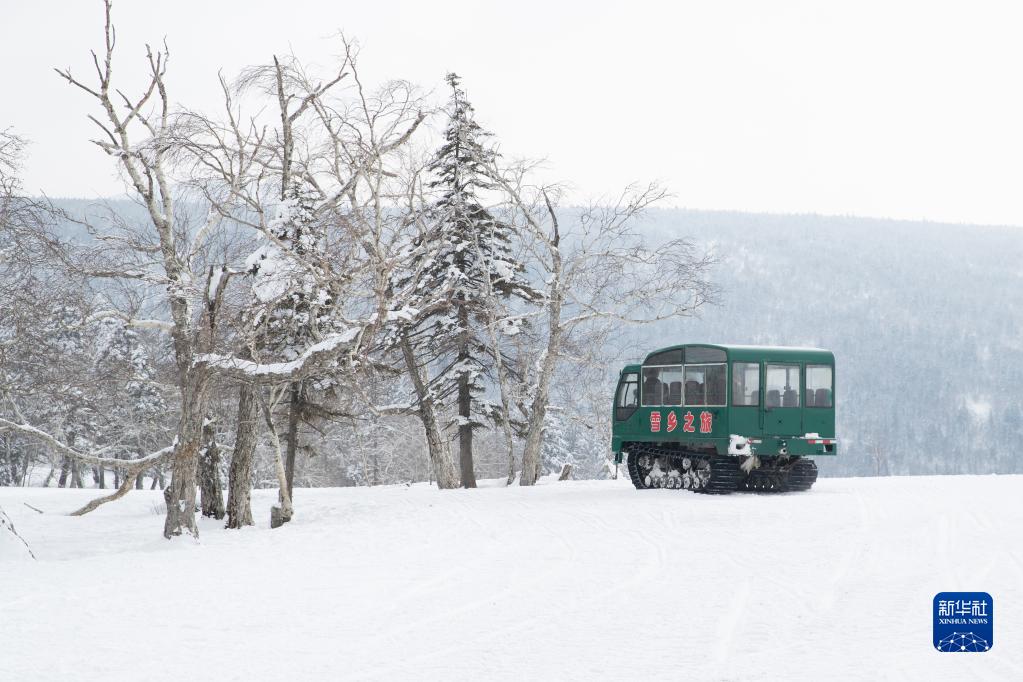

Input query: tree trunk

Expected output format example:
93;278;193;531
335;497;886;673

198;416;225;520
226;382;258;529
456;305;476;488
371;435;379;486
457;397;474;488
162;374;208;538
58;456;70;487
59;426;78;488
400;334;459;489
520;255;563;486
260;390;293;528
519;338;559;486
285;380;301;497
95;466;106;489
71;470;137;516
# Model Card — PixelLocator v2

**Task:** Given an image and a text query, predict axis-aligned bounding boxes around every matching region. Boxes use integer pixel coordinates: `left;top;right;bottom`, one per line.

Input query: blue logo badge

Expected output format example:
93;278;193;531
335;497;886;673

933;592;993;652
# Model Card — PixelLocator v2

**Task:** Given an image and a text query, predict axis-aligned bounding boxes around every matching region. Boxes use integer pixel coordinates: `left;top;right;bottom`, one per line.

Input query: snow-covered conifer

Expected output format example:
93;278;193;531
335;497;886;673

394;73;538;488
540;409;575;479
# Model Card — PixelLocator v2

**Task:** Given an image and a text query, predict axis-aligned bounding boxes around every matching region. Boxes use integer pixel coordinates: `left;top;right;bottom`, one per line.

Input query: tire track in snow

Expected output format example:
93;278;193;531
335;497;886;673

713;577;752;665
363;492;598;662
383;492;699;680
357;495;639;681
713;547;810;668
817;488;876;613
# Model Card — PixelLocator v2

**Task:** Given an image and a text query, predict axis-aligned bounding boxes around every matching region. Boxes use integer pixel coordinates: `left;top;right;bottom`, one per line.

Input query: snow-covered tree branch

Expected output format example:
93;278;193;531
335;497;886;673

490;169;716;485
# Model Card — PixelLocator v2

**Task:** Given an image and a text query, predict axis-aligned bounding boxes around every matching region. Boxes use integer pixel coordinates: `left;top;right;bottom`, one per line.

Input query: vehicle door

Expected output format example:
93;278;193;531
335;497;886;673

763;362;802;436
730;361;761;435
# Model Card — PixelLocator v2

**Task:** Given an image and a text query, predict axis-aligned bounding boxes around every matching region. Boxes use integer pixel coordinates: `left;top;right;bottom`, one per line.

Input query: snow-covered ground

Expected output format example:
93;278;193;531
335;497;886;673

2;475;1021;681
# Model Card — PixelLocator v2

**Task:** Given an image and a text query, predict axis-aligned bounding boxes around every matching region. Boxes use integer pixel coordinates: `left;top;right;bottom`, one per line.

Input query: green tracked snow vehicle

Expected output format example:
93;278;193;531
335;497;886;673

612;344;836;493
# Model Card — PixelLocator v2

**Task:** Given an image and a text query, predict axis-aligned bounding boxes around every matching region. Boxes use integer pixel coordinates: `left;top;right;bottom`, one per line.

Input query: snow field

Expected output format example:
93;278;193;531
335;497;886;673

1;474;1021;681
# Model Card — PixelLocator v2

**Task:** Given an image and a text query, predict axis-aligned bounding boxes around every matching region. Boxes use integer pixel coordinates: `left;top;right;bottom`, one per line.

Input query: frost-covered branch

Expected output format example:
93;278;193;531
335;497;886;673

85;310;173;333
0;417;173;471
194;327;361;380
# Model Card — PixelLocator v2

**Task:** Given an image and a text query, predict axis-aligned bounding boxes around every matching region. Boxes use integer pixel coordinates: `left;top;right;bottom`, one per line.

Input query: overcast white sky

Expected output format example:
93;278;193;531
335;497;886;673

4;0;1023;225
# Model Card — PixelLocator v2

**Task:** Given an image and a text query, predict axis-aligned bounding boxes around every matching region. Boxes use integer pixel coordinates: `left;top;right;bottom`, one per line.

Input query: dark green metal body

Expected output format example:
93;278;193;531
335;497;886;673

611;344;837;461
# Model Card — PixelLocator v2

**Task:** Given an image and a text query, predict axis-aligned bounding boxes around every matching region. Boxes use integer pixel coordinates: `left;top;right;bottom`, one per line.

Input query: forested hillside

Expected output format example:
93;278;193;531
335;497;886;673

629;209;1023;477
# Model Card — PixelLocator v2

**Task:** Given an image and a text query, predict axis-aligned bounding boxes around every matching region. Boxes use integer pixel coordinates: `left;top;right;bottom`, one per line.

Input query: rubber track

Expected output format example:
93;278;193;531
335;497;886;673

739;457;818;493
785;458;818;491
626;444;743;495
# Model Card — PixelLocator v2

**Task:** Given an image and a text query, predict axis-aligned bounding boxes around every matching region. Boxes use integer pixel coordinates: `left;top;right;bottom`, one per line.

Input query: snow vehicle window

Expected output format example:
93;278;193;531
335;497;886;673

805;365;833;407
617;374;639;407
642;368;663;405
684;347;726;364
706;365;726;404
646;349;683;366
732;362;760;406
684;364;726;406
616;373;639;420
642;366;682;405
766;364;800;408
660;366;683;405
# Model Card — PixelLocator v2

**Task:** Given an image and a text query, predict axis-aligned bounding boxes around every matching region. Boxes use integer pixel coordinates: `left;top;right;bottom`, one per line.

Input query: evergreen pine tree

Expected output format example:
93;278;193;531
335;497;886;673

247;182;337;360
394;73;538;487
245;181;343;510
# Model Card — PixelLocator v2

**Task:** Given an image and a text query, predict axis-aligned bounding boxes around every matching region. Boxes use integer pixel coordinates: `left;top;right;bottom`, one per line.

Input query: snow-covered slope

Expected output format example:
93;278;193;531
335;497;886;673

1;476;1021;681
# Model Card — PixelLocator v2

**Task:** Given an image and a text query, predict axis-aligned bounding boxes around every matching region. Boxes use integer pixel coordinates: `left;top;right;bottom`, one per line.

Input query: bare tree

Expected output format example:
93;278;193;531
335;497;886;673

492;174;716;486
0;129;26;196
50;1;227;537
1;2;399;537
1;133;141;492
169;38;428;520
0;130;37;540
